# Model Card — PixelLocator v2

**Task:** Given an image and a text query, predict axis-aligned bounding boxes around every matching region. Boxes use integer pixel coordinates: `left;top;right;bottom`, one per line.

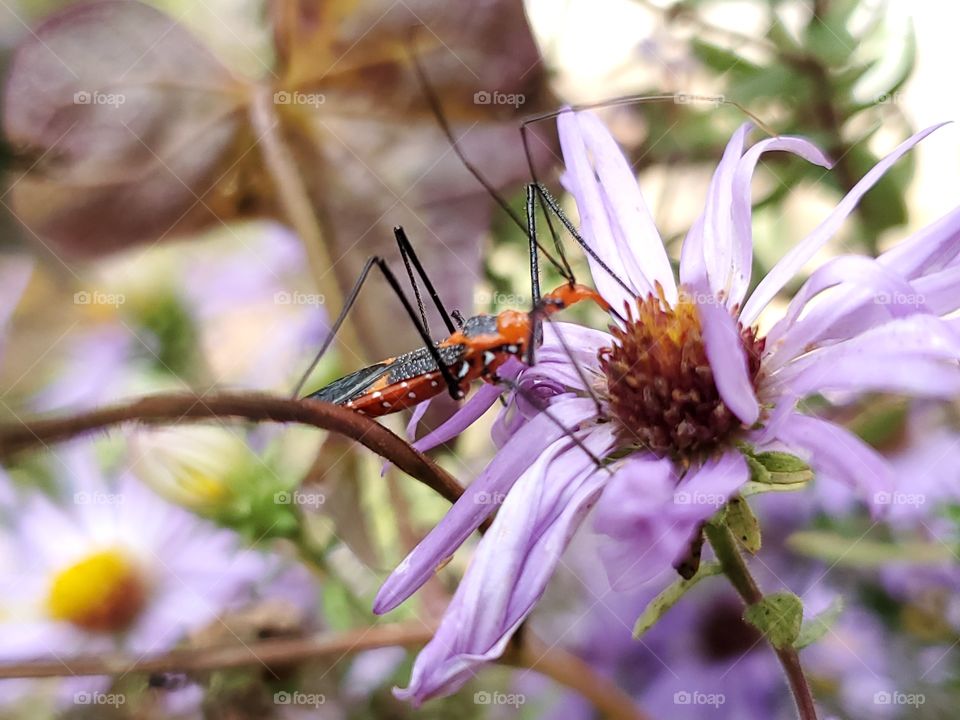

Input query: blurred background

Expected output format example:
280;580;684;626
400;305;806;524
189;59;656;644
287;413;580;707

0;0;957;718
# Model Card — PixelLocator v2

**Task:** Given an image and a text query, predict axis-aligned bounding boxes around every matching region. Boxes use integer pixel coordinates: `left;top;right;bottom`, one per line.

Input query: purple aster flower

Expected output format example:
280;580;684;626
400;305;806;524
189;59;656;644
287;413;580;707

0;443;270;709
374;111;960;703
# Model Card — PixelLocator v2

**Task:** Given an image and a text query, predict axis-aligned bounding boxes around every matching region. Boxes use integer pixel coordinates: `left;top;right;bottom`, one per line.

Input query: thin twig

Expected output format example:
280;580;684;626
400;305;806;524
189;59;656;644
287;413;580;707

704;521;818;720
0;392;465;505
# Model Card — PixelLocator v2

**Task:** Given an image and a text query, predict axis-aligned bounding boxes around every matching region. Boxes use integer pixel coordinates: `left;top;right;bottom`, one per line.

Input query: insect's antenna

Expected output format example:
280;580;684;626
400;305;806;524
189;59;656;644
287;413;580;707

404;35;576;286
543;314;604;418
394;226;457;334
521;94;777;139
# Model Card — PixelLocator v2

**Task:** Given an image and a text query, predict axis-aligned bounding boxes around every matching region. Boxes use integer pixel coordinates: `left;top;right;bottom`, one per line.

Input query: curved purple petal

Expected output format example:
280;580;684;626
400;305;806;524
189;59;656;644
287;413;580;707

912;263;960;315
395;425;617;704
763;255;929;371
595;451;748;590
697;295;759;425
576;112;676;302
373;396;600;614
879;204;960;279
741;123;949;326
727;137;832;307
773;413;893;511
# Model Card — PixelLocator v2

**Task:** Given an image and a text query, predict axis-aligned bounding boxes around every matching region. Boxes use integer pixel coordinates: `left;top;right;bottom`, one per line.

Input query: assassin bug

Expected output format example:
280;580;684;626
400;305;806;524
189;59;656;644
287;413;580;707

293;194;610;418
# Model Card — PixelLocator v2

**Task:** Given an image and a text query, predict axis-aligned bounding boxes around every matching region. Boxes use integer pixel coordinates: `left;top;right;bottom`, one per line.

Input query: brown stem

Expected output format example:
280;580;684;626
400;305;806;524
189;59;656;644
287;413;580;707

705;522;818;720
0;392;465;506
503;631;651;720
0;623;435;679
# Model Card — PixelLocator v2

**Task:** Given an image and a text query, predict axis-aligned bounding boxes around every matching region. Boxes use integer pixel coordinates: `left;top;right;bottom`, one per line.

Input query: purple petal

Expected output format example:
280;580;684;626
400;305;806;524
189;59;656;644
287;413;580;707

764;255;929;371
778;356;960;399
741;124;949;326
373;396;600;614
697;295;759;424
595;451;748;590
912;263;960;315
576;112;676;302
395;425;617;703
773;413;893;510
727;136;832;307
680;124;751;293
879;205;960;279
557;112;643;312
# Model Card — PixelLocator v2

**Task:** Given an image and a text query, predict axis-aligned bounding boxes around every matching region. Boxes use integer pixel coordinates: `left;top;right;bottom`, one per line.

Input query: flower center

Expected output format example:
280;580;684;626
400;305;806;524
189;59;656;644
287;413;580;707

599;290;764;459
46;549;147;632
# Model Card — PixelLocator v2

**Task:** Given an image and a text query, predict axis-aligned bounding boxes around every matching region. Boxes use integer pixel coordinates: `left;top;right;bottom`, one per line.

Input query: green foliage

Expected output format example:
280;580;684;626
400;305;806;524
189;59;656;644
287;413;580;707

632;562;723;638
795;595;845;649
744;592;804;650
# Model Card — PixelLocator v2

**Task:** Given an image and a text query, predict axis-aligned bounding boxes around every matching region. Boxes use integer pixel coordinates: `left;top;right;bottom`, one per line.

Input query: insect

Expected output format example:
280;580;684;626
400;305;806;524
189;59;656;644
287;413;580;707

295;203;610;418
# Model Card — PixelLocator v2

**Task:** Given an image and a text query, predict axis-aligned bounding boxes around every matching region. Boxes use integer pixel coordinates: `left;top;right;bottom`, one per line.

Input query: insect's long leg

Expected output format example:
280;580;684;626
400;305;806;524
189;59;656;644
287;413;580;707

394;226;458;334
526;183;543;351
397;230;431;336
496;374;611;476
407;45;576;286
291;256;461;401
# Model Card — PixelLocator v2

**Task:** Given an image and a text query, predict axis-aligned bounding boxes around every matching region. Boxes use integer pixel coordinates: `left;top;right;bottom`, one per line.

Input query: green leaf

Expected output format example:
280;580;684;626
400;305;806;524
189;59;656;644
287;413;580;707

741;448;814;486
795;596;844;649
741;480;810;498
726;495;761;554
787;530;954;566
633;563;723;638
744;592;804;650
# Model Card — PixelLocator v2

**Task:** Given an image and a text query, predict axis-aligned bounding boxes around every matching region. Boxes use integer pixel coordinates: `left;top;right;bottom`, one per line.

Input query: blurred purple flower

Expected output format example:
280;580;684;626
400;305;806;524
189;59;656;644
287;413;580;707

374;112;960;703
0;443;270;708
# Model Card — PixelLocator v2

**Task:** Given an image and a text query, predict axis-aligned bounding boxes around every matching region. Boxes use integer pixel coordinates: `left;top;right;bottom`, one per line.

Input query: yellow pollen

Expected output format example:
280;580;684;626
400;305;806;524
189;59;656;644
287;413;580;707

46;549;147;632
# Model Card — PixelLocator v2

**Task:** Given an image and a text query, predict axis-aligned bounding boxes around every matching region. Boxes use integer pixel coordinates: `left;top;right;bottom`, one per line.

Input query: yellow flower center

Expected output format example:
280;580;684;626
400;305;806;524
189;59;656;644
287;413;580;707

46;549;147;632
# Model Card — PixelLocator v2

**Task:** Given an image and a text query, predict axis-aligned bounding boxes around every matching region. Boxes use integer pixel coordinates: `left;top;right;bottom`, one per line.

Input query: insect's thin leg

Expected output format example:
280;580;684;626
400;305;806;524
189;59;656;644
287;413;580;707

292;257;462;401
407;44;575;286
394;226;457;334
540;314;604;417
533;183;636;304
371;258;462;401
526;183;543;354
496;375;611;475
292;256;379;398
396;229;431;336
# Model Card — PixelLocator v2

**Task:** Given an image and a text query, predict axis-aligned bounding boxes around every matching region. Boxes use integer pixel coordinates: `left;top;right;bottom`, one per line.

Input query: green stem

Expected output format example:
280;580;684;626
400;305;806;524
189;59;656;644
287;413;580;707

705;522;818;720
